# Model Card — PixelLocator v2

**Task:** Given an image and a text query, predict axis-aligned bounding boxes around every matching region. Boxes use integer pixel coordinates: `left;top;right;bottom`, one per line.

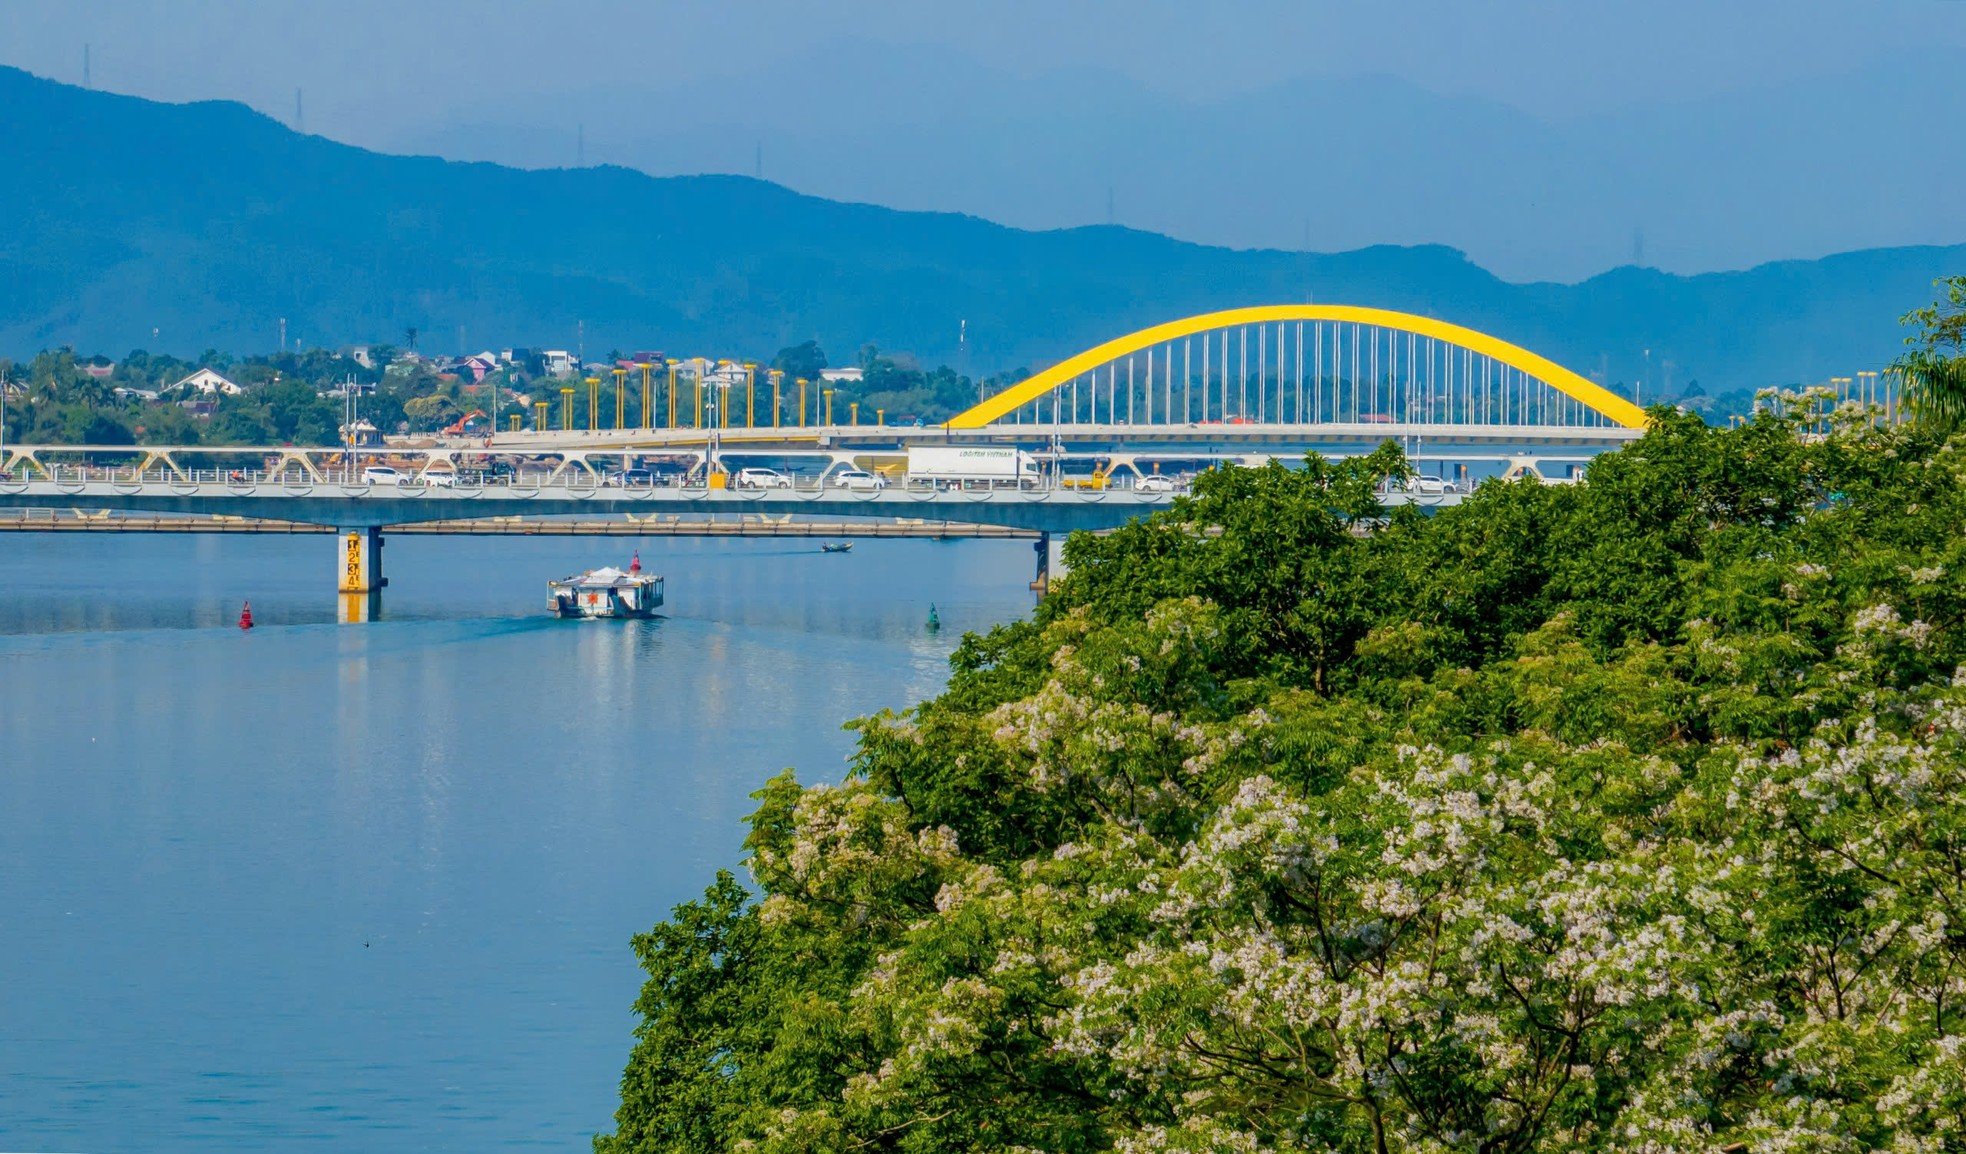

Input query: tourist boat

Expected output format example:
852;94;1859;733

821;542;853;554
548;552;663;618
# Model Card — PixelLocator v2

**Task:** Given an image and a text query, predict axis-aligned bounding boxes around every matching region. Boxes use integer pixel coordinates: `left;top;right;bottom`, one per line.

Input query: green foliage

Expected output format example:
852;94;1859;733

1899;275;1966;433
772;341;828;383
600;404;1966;1152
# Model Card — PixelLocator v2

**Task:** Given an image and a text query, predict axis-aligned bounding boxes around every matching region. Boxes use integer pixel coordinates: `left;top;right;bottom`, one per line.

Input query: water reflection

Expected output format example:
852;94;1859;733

0;534;1032;1152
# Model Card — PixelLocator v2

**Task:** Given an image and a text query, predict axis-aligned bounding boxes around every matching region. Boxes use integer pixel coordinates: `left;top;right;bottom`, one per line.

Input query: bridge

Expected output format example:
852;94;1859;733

0;305;1644;615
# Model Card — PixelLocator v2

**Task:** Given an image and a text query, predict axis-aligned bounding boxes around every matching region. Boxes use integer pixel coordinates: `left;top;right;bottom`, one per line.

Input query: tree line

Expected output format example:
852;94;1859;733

595;278;1966;1153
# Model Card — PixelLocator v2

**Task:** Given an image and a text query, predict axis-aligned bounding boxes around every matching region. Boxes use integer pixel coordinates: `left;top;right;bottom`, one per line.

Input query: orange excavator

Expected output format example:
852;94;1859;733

442;409;488;436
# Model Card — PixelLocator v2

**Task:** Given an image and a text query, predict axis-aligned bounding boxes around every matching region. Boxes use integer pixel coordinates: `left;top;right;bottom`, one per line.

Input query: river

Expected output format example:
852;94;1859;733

0;532;1036;1151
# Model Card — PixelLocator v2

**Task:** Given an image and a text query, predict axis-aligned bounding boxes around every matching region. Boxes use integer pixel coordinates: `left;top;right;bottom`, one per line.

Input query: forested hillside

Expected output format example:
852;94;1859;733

2;65;1959;392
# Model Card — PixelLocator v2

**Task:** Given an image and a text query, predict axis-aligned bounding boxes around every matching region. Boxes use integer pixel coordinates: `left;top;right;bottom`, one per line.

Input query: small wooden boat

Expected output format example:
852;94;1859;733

821;542;854;554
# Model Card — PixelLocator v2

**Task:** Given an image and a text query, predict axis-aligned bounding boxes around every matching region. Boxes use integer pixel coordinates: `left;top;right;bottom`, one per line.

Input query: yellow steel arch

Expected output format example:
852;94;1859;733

946;304;1647;429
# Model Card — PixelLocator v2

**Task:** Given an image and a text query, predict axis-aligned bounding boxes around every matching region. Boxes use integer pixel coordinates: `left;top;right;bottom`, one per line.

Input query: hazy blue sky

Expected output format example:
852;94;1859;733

5;1;1964;279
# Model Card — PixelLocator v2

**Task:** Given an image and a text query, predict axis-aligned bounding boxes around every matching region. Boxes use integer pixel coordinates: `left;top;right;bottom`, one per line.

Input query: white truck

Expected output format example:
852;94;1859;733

906;446;1043;488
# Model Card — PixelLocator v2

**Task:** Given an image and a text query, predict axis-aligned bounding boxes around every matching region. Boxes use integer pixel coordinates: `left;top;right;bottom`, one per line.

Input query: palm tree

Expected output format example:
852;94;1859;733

1897;276;1966;433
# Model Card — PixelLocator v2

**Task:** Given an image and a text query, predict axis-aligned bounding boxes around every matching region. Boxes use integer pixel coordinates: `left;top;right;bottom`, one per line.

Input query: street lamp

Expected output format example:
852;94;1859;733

822;388;834;426
705;393;721;485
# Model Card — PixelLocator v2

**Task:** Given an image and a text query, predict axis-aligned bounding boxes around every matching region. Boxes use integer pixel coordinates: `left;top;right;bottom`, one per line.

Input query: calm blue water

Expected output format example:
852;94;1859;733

0;532;1035;1151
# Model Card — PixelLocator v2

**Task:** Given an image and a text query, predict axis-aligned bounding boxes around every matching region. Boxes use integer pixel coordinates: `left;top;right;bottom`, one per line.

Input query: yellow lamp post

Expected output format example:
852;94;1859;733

535;400;549;432
743;363;756;428
638;363;653;430
612;367;627;430
797;378;808;427
875;407;885;427
849;401;859;426
559;387;574;431
586;377;600;433
694;373;704;429
665;360;679;429
822;388;834;426
769;369;783;428
509;413;521;433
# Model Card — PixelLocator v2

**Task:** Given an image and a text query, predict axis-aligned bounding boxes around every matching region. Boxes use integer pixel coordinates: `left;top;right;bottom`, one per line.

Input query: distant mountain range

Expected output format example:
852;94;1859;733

398;42;1966;283
1;65;1958;393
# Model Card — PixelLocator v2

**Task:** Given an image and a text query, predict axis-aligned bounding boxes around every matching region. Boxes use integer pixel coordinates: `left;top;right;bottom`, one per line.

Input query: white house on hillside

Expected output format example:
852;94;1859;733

174;368;243;395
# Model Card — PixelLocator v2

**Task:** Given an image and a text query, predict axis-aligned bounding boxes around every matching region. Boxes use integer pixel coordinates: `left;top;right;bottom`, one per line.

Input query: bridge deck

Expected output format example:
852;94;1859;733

0;510;1037;538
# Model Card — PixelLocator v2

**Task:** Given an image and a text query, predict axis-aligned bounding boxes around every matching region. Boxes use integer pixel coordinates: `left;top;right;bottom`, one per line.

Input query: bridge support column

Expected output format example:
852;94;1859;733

1031;531;1068;595
337;527;386;592
337;527;386;622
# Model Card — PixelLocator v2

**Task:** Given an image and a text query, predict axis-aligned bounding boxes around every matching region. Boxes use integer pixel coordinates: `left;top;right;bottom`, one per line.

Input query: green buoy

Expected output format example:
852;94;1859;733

926;603;941;632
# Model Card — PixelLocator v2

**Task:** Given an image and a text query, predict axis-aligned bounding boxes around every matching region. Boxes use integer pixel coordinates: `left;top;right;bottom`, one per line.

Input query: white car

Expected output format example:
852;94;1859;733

735;467;793;489
830;468;887;491
1405;476;1456;495
1135;474;1179;494
361;465;406;486
418;470;458;487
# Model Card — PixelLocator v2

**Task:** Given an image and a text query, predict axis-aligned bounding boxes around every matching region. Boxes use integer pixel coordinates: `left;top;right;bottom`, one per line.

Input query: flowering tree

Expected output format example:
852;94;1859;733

600;401;1966;1154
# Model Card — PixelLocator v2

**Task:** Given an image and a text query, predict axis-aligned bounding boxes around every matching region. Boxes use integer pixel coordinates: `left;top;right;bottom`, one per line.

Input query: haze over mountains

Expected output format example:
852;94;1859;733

1;65;1958;394
390;43;1966;284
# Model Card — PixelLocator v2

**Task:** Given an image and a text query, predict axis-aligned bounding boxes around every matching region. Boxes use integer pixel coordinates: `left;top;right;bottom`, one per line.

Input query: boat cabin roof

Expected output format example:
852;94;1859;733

551;566;661;589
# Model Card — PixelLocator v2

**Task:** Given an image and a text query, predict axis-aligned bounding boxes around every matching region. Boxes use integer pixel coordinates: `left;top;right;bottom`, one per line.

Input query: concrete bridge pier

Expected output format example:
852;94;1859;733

337;527;386;592
336;526;386;621
1030;531;1069;594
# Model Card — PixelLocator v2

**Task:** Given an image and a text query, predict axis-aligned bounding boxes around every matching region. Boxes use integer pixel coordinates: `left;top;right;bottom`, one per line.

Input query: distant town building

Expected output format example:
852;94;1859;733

459;352;500;382
339;419;384;447
113;386;159;401
820;367;864;383
83;361;116;379
541;350;577;378
174;368;243;395
349;346;375;369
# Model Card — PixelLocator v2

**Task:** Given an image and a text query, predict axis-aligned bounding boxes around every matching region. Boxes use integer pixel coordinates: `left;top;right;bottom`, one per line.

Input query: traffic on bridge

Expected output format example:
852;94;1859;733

0;304;1642;612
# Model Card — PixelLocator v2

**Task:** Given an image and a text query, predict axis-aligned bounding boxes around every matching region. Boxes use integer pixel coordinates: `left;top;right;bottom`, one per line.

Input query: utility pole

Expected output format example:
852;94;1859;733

278;317;286;353
961;318;977;403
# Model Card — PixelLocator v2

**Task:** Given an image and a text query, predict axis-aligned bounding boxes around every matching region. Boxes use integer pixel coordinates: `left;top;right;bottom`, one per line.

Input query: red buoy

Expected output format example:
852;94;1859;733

628;550;641;574
239;601;255;630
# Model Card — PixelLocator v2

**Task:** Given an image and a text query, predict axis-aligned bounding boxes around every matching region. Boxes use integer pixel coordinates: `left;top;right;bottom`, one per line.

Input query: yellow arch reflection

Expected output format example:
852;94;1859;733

947;305;1647;429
